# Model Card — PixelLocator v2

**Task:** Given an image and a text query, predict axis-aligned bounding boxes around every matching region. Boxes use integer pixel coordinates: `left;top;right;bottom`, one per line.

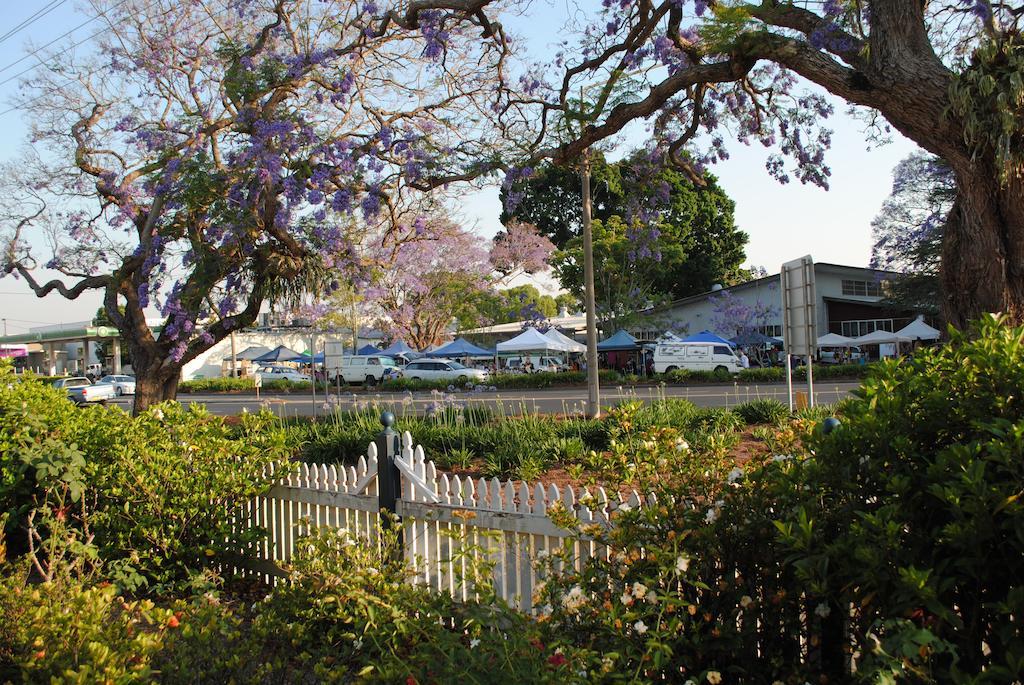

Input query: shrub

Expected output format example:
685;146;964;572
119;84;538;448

733;398;790;425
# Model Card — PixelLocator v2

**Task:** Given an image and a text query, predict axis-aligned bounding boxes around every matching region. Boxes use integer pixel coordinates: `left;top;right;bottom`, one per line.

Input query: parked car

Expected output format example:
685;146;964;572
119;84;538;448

818;346;865;364
256;366;312;383
99;374;136;396
52;376;118;405
504;356;566;373
332;355;400;386
652;342;743;374
400;359;489;384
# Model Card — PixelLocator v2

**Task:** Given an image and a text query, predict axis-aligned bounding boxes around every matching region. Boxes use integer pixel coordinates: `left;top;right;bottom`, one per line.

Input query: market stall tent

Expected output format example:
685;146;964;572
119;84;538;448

680;330;736;347
233;345;271;360
895;316;941;341
816;333;855;347
253;345;304;363
852;329;912;346
380;340;423;358
496;328;570;353
426;338;494;357
544;328;586;353
596;330;640;352
356;344;381;355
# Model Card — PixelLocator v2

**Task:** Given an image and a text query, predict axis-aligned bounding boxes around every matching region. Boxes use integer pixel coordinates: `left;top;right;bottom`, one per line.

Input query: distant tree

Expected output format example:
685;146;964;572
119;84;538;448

489;221;555;284
366;218;492;350
552;215;668;332
555;293;580;314
503;150;747;301
92;306;130;369
708;289;778;340
871;153;955;317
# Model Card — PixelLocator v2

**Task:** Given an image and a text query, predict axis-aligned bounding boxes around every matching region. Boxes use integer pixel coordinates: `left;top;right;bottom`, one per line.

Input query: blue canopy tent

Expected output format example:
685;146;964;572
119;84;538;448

357;344;381;355
426;338;493;358
298;351;325;363
253;345;304;363
596;330;641;352
680;330;736;347
380;340;423;358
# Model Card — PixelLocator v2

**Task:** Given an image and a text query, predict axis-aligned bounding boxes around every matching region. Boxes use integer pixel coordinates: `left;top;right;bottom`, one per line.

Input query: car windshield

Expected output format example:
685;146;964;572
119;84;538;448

378;356;397;367
447;361;467;370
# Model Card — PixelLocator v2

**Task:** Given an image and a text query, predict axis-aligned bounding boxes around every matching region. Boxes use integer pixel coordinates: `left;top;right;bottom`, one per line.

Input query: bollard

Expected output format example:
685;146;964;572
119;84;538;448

822;417;841;434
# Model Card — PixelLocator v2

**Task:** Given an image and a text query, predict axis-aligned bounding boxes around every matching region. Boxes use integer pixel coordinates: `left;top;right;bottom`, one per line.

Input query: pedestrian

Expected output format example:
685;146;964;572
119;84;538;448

739;348;750;369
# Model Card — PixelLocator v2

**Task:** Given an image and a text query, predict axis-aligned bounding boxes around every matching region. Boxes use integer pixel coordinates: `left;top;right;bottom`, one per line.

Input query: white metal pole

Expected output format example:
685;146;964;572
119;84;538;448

310;332;316;418
785;353;793;412
806;354;814;407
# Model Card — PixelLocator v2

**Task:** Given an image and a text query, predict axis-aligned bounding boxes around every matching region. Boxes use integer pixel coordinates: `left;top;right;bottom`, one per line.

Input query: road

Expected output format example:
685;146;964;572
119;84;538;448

108;381;861;417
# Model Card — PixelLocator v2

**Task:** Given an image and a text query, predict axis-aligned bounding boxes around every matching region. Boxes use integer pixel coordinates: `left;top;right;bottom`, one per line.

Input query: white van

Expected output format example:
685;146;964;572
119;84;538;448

333;355;399;385
653;342;743;374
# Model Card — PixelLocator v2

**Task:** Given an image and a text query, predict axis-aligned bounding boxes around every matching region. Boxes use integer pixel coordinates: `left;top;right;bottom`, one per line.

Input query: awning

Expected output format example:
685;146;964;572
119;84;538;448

253;345;304;363
543;328;586;353
497;328;570;353
680;330;736;347
426;338;494;357
596;330;640;352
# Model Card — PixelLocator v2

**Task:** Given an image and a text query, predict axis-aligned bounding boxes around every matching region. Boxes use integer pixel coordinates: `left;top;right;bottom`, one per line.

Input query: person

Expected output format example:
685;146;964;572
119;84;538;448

739;349;750;369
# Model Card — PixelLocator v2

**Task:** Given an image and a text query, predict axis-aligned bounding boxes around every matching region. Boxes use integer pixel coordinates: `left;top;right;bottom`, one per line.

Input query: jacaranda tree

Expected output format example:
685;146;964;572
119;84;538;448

488;0;1024;328
0;0;514;412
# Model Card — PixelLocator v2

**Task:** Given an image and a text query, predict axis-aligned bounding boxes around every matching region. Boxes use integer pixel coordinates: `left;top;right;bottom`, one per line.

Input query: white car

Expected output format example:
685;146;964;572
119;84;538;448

257;366;312;383
401;359;489;383
332;355;400;386
818;346;865;364
99;375;136;396
504;356;565;373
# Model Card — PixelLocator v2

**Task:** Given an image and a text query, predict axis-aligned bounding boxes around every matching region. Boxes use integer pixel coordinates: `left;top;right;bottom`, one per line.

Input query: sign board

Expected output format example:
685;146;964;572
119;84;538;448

253;373;262;388
780;256;817;357
324;341;347;377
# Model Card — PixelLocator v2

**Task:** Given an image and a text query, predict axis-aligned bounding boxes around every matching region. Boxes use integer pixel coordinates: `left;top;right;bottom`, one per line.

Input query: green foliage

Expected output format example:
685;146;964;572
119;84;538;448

949;36;1024;184
733;398;790;425
179;376;312;392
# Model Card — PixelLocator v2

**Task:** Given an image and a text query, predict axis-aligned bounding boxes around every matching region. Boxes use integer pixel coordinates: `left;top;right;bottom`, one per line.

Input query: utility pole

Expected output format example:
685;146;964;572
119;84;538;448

581;147;601;419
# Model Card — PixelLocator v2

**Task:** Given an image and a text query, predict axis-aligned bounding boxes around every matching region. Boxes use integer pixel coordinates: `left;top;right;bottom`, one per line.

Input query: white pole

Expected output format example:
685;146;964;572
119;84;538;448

806;354;814;407
785;353;794;412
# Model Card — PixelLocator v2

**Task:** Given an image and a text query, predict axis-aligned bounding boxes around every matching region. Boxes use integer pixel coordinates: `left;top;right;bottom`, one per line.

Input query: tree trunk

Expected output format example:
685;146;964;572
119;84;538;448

129;345;182;415
940;167;1024;329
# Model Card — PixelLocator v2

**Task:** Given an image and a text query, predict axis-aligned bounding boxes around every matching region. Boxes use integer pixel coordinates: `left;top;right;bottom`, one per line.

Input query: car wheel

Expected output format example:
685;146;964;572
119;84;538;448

365;375;377;387
115;386;123;396
714;365;728;373
665;366;678;373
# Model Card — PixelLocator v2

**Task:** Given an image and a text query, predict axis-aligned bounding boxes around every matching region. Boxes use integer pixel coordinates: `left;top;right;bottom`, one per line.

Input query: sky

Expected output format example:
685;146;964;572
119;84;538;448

0;0;921;334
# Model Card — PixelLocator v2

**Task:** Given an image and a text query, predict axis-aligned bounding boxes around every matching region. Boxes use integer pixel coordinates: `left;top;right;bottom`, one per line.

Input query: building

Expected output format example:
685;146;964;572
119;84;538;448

641;262;913;341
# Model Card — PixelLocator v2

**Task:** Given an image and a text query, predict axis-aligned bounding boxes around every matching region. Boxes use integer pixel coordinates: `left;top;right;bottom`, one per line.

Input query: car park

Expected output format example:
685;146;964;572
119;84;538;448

52;376;118;405
400;359;489;383
256;366;312;383
652;342;743;374
99;374;136;396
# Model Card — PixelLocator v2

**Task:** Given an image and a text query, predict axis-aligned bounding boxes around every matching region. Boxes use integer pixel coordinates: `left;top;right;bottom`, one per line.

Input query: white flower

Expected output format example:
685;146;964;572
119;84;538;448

562;585;586;613
536;550;549;560
353;638;363;650
815;602;831;618
631;583;648;599
740;595;753;608
675;438;689;452
684;680;697;685
152;408;164;421
676;555;690;573
618;502;633;512
645;591;658;604
633;620;648;635
470;638;480;648
707;671;723;685
771;454;791;463
727;467;743;484
705;507;720;524
620;591;633;606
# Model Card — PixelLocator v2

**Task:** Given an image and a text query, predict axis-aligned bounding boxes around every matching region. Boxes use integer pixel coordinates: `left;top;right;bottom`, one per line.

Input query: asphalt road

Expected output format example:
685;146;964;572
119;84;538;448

108;381;861;417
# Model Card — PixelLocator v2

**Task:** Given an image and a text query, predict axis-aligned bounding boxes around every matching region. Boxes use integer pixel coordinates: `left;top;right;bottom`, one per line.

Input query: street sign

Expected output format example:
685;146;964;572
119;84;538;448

780;255;816;410
780;256;817;357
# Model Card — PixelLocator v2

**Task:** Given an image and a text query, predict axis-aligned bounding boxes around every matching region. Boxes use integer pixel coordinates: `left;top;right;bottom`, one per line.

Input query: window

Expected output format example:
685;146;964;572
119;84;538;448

759;325;782;338
840;319;895;337
841;279;883;297
713;346;732;356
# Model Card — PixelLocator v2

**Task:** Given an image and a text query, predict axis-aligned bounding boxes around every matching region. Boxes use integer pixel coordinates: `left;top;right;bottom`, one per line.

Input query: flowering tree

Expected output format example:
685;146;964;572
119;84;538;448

871;153;955;315
489;0;1024;328
708;288;778;339
488;220;555;284
0;0;513;412
366;217;492;350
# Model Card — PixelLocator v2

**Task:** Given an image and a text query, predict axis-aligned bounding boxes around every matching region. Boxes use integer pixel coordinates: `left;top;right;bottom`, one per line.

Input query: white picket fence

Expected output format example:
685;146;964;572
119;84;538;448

234;431;648;612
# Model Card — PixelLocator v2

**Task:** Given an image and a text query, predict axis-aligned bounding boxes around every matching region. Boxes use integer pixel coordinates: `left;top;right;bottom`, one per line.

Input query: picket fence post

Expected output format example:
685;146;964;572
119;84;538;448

375;411;403;549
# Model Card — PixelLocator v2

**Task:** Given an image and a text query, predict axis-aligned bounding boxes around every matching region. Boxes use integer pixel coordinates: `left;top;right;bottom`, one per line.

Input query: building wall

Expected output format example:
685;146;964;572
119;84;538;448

651;265;901;340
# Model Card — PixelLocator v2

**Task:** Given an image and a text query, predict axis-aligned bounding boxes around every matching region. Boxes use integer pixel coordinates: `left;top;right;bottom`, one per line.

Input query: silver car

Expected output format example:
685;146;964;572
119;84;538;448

99;375;136;396
52;377;117;404
401;359;489;383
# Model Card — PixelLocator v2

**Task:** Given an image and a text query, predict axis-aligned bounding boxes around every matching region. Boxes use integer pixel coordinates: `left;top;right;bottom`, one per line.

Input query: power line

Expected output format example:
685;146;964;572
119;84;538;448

0;0;70;47
0;0;231;117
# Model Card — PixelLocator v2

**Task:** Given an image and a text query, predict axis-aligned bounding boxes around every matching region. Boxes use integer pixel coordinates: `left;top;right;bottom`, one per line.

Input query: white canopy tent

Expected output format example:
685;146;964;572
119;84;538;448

816;332;855;347
895;316;941;341
544;328;586;353
852;329;913;346
496;327;570;353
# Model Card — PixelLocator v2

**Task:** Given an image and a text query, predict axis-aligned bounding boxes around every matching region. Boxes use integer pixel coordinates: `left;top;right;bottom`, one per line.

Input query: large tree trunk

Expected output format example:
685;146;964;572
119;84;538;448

129;345;182;415
940;166;1024;329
